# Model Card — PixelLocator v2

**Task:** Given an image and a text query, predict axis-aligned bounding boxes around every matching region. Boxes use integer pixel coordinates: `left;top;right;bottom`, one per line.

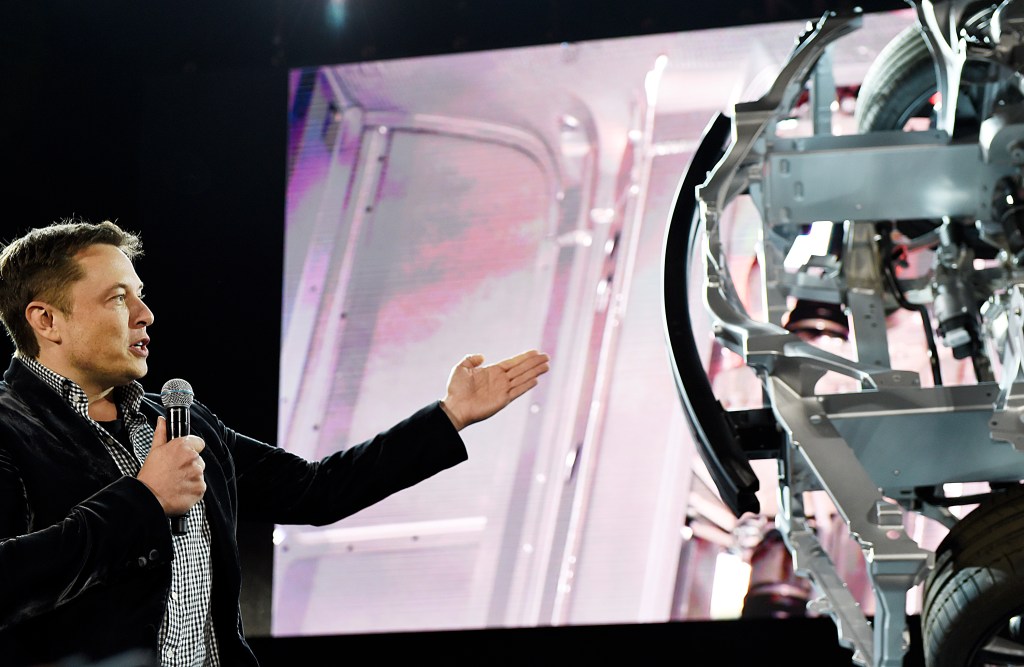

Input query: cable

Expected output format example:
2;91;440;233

881;244;943;386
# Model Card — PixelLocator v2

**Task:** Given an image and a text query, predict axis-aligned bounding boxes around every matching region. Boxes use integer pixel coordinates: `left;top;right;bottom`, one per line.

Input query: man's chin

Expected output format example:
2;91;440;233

123;361;148;383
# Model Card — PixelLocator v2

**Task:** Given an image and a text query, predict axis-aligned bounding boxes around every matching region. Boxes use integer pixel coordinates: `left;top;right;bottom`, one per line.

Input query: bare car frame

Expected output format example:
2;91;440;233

664;1;1024;665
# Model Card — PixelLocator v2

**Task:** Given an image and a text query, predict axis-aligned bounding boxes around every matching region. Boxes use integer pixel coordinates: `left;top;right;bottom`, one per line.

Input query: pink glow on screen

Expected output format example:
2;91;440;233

276;9;919;637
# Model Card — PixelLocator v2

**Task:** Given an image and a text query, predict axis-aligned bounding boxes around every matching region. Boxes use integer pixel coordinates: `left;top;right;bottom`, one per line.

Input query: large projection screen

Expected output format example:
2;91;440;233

276;8;917;637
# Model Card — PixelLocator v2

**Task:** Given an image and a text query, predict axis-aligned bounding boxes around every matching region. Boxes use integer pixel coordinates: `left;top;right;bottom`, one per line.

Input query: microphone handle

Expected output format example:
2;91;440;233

167;406;192;536
171;514;189;535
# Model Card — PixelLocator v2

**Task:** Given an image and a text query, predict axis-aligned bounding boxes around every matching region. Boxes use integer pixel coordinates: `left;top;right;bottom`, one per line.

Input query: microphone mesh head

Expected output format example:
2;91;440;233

160;378;194;408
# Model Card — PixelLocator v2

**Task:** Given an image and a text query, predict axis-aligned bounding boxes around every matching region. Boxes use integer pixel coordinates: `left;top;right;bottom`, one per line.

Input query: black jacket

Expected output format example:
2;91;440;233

0;357;467;665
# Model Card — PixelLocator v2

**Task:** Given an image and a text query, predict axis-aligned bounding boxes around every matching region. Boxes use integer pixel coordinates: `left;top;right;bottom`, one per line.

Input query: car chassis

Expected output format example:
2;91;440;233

664;1;1024;665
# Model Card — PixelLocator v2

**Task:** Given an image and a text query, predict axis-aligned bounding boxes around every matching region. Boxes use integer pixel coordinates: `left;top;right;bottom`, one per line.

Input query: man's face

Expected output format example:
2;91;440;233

50;243;154;395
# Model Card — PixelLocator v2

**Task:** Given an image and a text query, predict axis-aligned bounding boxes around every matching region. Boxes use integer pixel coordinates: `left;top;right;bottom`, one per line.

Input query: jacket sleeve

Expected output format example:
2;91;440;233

0;447;171;629
203;400;469;526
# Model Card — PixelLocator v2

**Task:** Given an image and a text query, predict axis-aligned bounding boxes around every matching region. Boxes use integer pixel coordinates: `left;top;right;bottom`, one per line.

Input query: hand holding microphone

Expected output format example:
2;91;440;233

137;379;206;535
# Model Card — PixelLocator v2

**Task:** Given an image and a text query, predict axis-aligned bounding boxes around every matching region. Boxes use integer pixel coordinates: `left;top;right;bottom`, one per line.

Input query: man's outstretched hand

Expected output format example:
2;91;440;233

440;349;550;431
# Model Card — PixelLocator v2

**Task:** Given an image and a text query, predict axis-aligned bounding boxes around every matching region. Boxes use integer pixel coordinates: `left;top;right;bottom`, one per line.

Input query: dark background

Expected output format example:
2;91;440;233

0;0;910;663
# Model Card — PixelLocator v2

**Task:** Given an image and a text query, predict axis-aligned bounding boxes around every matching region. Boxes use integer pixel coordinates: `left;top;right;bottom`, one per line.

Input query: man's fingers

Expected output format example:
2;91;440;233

497;349;540;371
490;351;549;395
506;352;550;379
507;378;539;402
499;349;548;370
154;418;205;455
462;353;485;368
138;433;207;516
152;416;169;448
185;435;205;454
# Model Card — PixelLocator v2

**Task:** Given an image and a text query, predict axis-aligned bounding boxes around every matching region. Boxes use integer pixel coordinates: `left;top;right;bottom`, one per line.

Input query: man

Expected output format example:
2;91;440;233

0;219;550;666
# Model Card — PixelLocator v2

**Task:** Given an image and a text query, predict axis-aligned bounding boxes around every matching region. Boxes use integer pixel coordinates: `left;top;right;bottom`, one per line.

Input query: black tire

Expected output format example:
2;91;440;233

855;22;996;136
920;484;1024;667
855;24;938;132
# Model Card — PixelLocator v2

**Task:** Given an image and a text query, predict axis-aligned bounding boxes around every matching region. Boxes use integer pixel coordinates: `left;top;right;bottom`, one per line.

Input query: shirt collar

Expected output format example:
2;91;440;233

16;353;146;419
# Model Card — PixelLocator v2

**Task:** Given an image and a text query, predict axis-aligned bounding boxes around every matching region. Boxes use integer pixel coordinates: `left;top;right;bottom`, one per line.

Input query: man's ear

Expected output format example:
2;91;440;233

25;301;62;344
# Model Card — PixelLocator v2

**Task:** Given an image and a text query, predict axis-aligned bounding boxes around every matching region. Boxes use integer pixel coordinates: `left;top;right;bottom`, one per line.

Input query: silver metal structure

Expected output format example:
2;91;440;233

664;1;1024;665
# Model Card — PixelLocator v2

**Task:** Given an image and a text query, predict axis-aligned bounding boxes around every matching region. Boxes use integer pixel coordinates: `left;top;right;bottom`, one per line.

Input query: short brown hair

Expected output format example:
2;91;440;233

0;219;143;357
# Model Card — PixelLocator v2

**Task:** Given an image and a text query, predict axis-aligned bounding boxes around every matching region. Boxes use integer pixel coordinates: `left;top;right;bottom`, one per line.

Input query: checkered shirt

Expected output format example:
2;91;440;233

19;355;221;666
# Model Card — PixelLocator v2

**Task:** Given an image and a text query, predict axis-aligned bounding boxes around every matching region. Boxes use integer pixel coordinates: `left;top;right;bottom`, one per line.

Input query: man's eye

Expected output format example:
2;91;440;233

113;294;127;303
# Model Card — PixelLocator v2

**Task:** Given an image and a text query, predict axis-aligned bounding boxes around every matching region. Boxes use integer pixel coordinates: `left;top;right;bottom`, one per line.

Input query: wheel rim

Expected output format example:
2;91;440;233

971;615;1024;666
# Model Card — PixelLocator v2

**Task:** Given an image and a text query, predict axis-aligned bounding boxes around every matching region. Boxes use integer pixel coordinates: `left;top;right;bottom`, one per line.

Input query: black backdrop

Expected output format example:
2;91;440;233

0;1;912;664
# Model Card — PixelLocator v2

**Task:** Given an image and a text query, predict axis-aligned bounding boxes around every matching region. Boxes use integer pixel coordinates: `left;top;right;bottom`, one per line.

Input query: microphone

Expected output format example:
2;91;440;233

160;378;194;536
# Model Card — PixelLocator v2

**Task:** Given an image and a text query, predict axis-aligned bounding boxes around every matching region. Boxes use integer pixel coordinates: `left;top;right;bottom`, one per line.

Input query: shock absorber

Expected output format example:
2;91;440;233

932;219;993;380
